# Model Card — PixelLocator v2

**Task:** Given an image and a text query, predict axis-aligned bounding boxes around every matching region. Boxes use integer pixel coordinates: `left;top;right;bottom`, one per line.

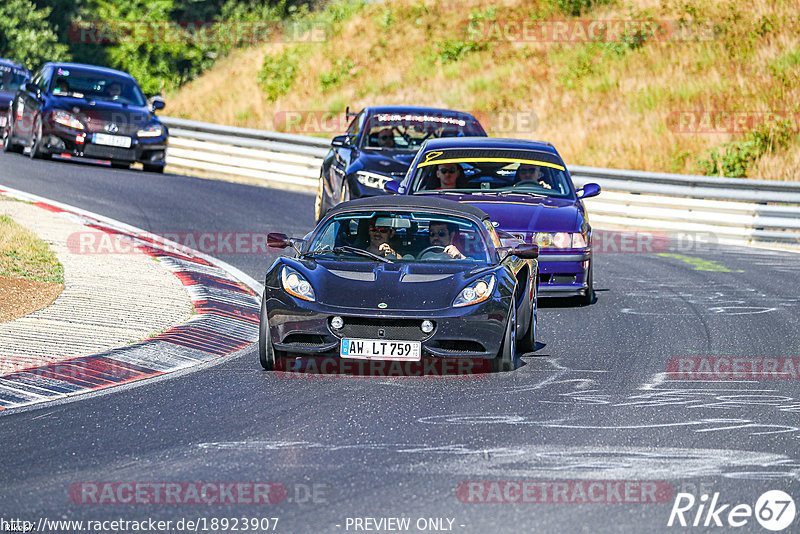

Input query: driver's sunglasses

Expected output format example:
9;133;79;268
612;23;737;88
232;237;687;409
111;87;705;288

430;230;449;237
438;167;458;175
519;168;538;174
370;226;390;234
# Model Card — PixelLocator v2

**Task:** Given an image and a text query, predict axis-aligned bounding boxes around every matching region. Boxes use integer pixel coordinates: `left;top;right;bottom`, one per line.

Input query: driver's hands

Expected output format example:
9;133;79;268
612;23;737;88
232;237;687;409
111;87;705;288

444;245;465;259
378;243;399;258
538;180;552;189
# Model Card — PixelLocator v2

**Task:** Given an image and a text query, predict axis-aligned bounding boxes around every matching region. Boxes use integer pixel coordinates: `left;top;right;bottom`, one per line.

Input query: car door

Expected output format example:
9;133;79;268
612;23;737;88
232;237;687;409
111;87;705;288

17;66;51;141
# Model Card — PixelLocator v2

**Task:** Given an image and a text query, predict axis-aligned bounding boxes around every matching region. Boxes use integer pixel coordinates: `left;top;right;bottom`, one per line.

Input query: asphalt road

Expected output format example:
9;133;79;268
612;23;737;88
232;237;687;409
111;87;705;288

1;154;799;533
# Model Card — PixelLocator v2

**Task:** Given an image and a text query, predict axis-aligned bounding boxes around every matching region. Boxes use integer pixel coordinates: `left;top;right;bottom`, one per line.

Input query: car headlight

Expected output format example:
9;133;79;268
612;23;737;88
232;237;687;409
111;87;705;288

137;123;163;137
533;232;587;248
281;265;315;301
355;170;393;189
453;275;495;307
52;110;84;129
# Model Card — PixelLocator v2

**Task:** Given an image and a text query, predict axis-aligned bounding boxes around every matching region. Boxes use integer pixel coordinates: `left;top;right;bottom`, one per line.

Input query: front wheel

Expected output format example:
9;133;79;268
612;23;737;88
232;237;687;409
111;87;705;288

491;302;516;372
580;259;595;305
29;116;50;160
2;125;23;154
143;164;164;173
518;273;537;353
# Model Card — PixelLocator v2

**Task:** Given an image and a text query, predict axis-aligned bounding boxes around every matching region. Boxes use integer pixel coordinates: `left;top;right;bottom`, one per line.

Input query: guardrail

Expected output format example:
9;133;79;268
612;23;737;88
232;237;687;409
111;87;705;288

160;116;800;248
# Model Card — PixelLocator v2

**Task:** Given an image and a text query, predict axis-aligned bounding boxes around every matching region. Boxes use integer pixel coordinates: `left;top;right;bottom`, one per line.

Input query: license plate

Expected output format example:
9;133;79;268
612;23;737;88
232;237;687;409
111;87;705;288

93;133;131;148
341;338;421;361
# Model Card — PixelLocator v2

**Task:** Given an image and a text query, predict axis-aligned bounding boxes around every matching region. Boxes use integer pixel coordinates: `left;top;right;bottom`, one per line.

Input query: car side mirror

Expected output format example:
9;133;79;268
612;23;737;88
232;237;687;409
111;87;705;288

148;96;165;113
384;180;401;194
268;233;291;249
511;244;539;259
577;183;601;199
331;134;349;148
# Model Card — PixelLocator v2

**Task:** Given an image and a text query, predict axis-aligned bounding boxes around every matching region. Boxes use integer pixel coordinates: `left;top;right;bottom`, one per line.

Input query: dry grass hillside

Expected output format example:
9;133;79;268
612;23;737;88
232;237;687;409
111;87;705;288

167;0;800;180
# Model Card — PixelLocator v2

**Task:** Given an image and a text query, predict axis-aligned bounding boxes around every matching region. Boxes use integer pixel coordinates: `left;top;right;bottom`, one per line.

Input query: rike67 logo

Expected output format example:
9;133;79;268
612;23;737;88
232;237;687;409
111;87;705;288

668;490;796;531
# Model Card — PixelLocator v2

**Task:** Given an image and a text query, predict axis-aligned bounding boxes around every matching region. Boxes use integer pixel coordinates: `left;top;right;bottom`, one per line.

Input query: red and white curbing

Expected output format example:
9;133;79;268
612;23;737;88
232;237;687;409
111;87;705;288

0;185;262;412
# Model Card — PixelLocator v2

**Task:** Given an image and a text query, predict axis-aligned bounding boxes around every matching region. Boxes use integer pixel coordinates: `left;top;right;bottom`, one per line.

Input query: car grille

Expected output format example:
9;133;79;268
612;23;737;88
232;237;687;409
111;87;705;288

334;317;432;341
84;144;135;161
429;340;487;354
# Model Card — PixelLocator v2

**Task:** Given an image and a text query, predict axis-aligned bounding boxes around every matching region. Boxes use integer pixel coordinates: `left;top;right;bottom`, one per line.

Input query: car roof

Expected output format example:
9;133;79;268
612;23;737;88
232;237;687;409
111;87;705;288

0;58;29;73
419;136;560;155
44;62;136;81
362;105;480;120
324;195;491;223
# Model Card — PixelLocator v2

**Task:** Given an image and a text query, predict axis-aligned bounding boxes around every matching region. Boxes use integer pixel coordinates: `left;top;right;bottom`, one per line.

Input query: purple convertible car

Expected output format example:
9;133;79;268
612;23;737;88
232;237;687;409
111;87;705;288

386;137;600;303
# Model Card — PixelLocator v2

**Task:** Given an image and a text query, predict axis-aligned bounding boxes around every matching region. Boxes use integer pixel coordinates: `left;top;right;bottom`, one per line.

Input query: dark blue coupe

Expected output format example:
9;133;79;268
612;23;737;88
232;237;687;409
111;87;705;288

314;106;487;221
2;62;167;172
0;58;30;134
387;137;601;303
262;195;539;373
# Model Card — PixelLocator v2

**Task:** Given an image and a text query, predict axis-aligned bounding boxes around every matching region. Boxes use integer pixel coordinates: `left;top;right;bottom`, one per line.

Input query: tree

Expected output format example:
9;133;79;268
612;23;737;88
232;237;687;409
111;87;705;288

0;0;70;70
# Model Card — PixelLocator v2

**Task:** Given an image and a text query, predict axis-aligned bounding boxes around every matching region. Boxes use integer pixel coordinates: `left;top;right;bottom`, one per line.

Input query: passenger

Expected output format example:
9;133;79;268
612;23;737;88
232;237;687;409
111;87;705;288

107;82;122;99
366;218;402;259
431;164;467;189
426;221;465;259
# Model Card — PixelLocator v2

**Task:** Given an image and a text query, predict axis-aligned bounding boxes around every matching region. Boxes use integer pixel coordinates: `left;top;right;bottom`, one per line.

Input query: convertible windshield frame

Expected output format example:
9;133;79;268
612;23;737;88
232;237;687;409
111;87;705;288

307;209;494;264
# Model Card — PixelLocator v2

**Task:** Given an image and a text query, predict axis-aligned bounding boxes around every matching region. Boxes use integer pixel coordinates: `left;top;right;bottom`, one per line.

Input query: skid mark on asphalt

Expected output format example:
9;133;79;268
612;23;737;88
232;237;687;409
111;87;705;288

196;440;800;481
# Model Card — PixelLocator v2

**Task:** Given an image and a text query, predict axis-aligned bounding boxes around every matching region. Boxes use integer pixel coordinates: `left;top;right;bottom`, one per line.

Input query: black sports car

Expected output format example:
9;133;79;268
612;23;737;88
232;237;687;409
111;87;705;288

261;196;539;374
313;106;487;221
2;62;168;172
0;59;30;134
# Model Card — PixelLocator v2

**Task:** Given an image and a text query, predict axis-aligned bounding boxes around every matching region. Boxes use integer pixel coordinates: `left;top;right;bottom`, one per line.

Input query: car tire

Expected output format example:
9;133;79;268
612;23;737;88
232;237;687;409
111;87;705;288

580;258;595;305
259;291;289;371
314;176;328;222
491;301;516;372
518;273;537;353
2;125;23;154
29;116;50;160
143;164;164;173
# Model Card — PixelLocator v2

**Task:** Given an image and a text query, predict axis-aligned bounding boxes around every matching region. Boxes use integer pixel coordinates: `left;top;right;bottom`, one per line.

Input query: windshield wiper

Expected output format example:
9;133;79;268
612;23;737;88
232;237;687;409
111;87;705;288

496;189;548;198
302;245;393;263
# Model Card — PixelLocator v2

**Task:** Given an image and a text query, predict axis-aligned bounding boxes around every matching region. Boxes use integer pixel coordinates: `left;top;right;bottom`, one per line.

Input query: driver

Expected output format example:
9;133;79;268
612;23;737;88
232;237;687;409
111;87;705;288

430;163;467;189
375;127;395;148
517;164;552;190
107;82;122;99
427;221;465;259
366;218;402;259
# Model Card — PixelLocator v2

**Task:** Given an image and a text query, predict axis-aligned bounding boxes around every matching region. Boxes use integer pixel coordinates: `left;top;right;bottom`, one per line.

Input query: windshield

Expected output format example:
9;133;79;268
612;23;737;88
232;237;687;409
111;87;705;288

0;65;28;93
361;113;485;151
49;67;146;106
308;210;493;263
408;148;575;199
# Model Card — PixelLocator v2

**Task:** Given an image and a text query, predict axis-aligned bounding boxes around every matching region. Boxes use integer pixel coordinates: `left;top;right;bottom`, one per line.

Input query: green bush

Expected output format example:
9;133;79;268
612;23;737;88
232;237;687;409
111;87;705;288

550;0;613;17
0;0;69;69
697;117;796;177
257;47;302;101
436;39;487;63
319;57;355;91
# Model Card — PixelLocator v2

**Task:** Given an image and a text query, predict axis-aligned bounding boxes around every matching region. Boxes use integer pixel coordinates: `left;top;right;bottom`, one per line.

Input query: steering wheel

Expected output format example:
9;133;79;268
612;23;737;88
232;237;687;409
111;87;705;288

513;180;539;187
417;245;446;259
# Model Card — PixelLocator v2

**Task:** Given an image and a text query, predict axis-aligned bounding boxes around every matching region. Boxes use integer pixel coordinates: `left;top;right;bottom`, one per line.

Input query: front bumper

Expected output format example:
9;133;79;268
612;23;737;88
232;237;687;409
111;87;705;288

266;290;508;360
42;123;167;165
537;250;591;297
